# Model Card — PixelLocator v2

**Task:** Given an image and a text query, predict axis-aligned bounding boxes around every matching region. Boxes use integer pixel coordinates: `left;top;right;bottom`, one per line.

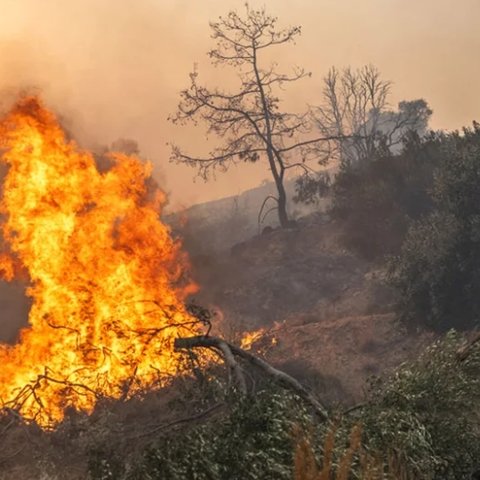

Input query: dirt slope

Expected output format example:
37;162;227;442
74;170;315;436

192;214;432;403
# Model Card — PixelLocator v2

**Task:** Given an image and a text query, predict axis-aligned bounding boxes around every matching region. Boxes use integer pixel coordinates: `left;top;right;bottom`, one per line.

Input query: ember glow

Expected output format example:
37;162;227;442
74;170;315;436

240;328;266;350
0;96;201;427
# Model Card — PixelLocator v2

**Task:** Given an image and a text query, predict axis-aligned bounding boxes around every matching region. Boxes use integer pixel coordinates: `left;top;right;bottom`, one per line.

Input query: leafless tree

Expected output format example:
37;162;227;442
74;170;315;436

314;65;432;169
170;4;337;228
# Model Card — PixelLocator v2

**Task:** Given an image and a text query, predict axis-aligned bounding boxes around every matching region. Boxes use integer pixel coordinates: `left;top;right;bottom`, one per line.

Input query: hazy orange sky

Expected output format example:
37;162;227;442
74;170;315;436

0;0;479;208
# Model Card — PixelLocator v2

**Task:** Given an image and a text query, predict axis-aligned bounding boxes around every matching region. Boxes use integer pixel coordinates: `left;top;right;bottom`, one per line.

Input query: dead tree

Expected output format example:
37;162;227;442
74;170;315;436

314;65;432;169
170;4;340;228
174;335;329;420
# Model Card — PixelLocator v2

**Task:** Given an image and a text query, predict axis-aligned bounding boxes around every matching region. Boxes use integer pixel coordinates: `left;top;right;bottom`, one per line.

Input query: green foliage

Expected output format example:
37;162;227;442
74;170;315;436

113;389;311;480
359;331;480;479
292;332;480;479
86;332;480;480
389;123;480;330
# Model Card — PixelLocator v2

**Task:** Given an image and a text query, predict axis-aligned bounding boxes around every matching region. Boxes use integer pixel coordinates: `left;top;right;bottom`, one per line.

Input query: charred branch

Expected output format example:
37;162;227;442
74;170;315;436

457;332;480;362
176;336;247;394
174;335;329;420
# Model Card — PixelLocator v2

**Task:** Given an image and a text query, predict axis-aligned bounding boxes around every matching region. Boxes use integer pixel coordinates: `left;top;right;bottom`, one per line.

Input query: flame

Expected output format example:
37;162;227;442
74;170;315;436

240;328;266;350
240;327;279;350
0;96;202;427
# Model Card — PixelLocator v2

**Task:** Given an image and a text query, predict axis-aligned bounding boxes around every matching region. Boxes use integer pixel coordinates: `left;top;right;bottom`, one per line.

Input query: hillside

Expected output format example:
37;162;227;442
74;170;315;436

0;211;435;480
188;213;432;405
167;177;327;256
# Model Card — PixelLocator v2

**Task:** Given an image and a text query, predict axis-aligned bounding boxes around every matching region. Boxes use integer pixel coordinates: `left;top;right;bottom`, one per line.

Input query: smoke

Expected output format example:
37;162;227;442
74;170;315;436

0;0;478;208
0;0;212;206
0;0;478;340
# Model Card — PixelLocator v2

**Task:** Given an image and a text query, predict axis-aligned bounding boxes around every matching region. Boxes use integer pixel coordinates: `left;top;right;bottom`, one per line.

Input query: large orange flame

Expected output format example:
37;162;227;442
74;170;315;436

0;97;201;427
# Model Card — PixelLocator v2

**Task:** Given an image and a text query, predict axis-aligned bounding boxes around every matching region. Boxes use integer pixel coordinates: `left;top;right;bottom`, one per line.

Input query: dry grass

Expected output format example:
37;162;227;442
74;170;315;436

293;423;410;480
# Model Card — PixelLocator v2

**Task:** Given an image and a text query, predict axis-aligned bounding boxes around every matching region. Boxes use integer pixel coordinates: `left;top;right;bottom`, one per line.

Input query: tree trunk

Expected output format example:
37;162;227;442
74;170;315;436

252;45;291;229
276;178;289;228
265;147;290;228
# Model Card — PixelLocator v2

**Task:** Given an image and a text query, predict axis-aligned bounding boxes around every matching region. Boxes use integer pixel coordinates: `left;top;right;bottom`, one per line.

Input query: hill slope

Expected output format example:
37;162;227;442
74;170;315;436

190;214;432;404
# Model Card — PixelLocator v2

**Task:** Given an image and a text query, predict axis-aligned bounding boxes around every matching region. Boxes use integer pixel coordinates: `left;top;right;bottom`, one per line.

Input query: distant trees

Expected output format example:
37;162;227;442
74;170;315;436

327;131;443;259
170;5;336;228
314;65;432;169
293;66;432;206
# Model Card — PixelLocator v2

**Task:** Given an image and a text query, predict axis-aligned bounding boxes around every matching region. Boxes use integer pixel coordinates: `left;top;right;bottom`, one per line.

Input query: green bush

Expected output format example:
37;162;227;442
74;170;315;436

122;389;311;480
87;332;480;479
389;123;480;330
359;331;480;479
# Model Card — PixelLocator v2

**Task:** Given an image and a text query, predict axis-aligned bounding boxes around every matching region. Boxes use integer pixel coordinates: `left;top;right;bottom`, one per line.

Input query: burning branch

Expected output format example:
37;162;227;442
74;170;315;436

174;335;329;420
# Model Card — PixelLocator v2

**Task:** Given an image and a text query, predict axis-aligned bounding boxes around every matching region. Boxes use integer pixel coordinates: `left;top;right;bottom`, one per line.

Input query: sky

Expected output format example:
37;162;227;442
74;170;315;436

0;0;479;208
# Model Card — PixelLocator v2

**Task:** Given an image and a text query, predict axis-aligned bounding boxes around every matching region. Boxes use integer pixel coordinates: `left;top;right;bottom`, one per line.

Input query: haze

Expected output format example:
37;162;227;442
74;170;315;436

0;0;478;208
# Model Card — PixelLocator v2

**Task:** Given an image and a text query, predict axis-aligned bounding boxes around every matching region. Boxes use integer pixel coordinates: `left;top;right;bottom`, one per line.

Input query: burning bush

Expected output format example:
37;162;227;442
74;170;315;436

0;96;203;427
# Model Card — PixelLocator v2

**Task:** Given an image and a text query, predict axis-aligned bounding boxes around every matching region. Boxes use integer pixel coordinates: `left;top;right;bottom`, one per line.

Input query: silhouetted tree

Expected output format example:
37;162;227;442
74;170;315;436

170;4;337;228
314;65;432;169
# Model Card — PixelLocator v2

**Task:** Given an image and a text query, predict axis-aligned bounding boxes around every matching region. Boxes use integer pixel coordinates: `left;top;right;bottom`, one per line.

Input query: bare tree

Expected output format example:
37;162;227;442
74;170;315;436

170;4;335;228
314;65;432;169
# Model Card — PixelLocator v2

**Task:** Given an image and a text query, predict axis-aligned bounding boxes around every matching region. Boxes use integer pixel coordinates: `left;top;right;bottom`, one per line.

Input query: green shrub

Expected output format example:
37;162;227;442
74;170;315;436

122;389;311;480
359;331;480;479
88;332;480;480
389;123;480;330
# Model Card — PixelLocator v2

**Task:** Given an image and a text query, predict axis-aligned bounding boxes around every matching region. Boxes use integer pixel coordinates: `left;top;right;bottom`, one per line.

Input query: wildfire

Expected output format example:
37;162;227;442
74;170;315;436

240;328;266;350
240;327;277;351
0;96;202;427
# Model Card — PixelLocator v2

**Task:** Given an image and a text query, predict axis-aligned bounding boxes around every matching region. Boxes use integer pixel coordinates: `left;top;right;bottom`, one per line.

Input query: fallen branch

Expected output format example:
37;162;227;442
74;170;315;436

343;403;366;416
216;339;248;394
174;335;328;420
178;336;247;394
457;331;480;362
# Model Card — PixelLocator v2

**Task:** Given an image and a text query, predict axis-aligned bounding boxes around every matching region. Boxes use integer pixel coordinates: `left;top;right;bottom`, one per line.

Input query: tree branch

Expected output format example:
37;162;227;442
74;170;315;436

174;335;329;420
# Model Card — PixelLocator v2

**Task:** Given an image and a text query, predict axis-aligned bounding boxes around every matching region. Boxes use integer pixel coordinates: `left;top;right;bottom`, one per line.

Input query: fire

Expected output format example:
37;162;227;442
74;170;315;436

240;328;266;350
240;327;278;350
0;96;202;427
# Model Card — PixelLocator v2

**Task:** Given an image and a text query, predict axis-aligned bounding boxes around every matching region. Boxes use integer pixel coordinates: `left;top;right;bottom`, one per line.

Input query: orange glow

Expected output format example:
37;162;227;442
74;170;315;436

0;96;201;427
240;328;266;350
240;326;278;351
